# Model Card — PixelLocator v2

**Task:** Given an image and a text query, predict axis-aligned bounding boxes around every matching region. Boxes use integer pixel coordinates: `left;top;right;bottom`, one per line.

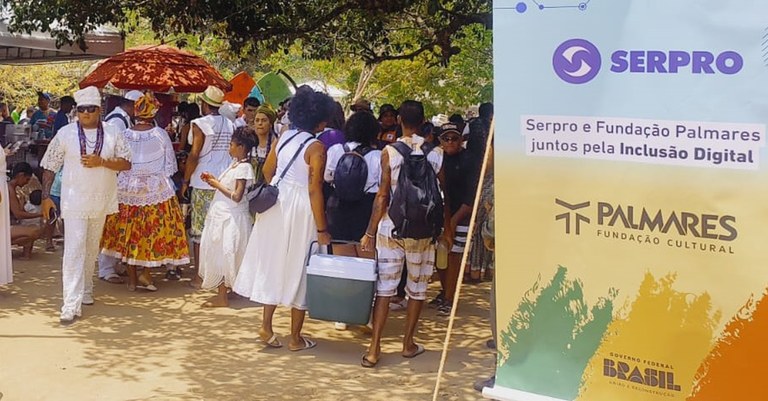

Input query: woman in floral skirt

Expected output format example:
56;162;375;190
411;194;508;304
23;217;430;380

101;92;190;291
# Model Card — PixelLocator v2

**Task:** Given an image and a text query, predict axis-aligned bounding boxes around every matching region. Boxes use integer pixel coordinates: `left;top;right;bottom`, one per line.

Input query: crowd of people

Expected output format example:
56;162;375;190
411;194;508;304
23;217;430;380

0;83;494;377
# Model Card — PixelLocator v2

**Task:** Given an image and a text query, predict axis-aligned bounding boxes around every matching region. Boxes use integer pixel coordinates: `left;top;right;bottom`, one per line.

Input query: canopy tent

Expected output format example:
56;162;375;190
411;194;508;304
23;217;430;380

296;80;350;100
0;19;124;65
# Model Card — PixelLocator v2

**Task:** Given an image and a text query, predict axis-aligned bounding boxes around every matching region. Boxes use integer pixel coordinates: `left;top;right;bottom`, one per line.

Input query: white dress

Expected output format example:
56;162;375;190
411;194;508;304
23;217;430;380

234;130;319;310
198;161;255;289
0;149;12;285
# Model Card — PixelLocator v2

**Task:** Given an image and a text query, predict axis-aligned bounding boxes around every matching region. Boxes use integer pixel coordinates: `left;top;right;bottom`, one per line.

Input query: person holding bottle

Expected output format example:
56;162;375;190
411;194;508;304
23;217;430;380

433;123;480;317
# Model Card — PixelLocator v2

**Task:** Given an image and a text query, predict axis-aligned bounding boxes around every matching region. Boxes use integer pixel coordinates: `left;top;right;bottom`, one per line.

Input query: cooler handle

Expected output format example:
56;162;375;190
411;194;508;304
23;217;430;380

306;240;379;271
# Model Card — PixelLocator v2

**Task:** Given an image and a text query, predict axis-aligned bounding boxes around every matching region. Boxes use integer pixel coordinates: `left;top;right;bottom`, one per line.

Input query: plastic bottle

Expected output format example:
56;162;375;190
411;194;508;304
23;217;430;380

436;239;449;270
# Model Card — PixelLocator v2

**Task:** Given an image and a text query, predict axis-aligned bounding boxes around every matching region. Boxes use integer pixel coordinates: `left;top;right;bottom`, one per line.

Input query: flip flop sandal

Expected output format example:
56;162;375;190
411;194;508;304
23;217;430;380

403;343;426;359
136;283;158;292
289;336;317;352
261;334;283;349
137;275;158;291
100;274;125;284
361;354;379;368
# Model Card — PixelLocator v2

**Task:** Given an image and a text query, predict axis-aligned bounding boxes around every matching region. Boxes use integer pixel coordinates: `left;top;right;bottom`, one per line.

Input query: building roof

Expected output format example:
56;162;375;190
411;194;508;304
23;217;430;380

0;18;124;65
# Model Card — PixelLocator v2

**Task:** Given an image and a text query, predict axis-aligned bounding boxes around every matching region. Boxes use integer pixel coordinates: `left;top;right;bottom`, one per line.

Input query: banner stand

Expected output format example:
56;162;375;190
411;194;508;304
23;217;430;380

484;387;568;401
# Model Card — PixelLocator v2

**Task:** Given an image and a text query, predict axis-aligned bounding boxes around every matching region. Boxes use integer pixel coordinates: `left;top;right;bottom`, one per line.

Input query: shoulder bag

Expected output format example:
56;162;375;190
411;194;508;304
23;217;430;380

247;132;313;214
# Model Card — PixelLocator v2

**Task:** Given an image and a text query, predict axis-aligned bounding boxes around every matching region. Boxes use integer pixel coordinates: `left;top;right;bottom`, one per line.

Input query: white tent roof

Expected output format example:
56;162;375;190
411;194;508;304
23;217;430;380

295;79;350;100
0;19;124;65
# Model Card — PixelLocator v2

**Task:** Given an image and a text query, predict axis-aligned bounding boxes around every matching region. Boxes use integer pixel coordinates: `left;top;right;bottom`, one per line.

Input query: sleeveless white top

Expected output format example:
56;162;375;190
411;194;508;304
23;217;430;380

271;129;318;188
190;114;234;190
378;135;443;237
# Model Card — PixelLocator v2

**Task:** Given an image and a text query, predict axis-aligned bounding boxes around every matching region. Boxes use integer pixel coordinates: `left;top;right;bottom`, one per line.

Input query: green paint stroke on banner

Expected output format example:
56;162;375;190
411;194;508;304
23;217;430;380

497;266;617;400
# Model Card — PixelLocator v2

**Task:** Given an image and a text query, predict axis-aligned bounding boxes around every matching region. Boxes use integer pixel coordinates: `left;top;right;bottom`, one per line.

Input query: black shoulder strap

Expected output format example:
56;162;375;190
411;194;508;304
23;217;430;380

420;141;436;155
277;131;303;155
105;113;129;128
390;141;411;158
342;143;351;153
276;136;314;185
357;145;373;156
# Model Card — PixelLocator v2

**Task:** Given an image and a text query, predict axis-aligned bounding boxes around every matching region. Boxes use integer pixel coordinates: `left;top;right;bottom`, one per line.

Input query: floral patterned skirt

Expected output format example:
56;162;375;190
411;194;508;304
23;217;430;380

101;197;190;268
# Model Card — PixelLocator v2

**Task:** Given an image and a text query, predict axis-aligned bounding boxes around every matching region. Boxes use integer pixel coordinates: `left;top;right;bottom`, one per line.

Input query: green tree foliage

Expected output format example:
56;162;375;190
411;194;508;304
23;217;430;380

362;24;493;116
5;0;490;65
0;62;90;110
3;2;492;116
125;16;492;115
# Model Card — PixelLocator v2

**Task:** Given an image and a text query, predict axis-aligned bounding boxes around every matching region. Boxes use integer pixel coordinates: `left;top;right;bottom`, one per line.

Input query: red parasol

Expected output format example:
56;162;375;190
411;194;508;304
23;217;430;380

79;45;232;93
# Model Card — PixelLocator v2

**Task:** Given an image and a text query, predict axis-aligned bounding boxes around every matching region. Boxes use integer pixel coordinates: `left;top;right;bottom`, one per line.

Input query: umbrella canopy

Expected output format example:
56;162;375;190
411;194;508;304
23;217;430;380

223;71;256;106
79;45;231;93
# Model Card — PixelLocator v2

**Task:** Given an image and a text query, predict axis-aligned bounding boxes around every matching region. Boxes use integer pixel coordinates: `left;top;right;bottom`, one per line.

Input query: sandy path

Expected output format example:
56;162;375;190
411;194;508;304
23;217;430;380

0;247;494;401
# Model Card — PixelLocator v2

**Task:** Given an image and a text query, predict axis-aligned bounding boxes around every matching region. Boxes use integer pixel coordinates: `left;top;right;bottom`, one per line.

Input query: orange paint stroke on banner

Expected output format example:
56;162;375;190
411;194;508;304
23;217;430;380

688;290;768;401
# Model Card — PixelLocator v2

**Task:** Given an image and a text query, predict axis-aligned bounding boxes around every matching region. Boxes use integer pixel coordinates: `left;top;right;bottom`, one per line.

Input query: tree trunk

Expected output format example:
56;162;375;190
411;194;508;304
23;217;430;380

353;62;379;101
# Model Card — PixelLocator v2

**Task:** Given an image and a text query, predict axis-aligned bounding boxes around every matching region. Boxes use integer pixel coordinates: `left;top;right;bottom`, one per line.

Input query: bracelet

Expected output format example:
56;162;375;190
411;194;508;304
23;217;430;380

364;232;375;238
317;229;328;233
182;179;190;184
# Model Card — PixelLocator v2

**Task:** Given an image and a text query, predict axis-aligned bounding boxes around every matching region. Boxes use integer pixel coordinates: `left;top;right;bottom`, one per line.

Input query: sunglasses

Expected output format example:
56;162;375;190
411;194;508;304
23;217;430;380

77;105;98;113
440;135;461;143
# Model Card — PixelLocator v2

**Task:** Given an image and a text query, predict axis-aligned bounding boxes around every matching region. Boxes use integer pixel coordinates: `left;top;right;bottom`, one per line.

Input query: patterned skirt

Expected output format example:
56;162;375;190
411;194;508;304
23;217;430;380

101;196;190;268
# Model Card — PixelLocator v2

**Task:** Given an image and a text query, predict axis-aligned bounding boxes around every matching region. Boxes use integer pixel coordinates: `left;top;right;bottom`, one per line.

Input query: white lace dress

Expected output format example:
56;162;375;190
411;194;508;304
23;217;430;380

198;161;255;289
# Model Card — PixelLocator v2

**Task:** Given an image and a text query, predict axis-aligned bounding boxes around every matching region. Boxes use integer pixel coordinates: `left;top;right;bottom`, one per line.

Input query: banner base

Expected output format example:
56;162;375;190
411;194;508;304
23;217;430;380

483;386;569;401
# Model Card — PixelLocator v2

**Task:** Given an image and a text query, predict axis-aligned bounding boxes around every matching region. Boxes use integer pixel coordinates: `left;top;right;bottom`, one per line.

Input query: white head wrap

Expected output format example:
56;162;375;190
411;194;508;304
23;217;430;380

74;86;101;107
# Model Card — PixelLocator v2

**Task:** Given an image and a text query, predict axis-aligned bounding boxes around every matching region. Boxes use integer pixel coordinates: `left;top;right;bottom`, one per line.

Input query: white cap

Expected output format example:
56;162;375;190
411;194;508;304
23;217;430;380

74;86;102;107
124;90;143;102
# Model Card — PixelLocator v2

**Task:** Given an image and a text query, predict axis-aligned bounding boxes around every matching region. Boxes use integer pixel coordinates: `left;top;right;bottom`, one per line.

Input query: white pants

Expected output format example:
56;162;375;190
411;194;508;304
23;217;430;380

98;253;119;278
61;216;106;316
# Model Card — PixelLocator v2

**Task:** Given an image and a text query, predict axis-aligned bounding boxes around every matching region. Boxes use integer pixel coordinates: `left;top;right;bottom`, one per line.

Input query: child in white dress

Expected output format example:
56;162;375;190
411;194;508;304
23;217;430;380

198;127;257;307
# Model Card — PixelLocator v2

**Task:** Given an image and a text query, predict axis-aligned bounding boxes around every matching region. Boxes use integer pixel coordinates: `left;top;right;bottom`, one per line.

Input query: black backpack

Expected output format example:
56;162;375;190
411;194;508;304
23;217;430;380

333;143;373;202
388;141;444;241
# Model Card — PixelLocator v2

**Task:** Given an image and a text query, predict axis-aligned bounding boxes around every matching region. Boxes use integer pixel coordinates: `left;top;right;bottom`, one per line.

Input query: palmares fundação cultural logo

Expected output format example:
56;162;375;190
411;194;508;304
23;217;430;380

555;198;737;254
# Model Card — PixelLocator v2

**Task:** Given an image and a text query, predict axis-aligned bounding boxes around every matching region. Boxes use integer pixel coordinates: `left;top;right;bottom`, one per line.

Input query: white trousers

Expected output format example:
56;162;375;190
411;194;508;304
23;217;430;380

97;252;118;278
61;216;106;316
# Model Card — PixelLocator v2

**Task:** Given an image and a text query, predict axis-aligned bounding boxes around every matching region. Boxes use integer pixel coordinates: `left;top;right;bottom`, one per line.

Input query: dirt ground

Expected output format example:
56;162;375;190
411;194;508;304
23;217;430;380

0;245;495;401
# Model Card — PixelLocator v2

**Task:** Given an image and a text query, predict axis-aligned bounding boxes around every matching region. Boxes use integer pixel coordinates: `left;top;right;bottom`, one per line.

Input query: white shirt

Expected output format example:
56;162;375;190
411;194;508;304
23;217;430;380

190;114;235;190
41;122;132;219
105;107;133;132
235;117;247;128
324;141;381;194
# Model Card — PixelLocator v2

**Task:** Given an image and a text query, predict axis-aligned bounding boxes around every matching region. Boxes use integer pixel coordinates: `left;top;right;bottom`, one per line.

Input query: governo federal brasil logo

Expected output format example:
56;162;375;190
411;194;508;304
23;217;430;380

552;38;602;84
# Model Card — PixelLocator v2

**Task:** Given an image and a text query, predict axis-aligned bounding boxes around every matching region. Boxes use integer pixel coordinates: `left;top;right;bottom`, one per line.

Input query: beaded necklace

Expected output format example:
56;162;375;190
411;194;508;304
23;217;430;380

77;122;105;156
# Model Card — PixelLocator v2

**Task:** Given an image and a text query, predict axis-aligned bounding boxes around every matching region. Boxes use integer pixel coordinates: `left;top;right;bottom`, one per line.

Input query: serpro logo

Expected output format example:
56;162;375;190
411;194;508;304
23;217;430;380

552;38;744;84
552;39;602;84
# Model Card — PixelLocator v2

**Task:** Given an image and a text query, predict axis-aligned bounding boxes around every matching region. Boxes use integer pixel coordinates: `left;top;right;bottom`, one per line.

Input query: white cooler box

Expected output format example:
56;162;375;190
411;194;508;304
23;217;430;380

306;253;377;325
